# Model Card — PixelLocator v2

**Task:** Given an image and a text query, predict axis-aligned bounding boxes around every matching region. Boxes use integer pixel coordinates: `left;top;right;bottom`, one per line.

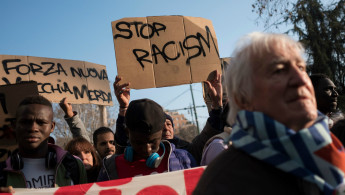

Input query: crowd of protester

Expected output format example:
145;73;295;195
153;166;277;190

1;32;345;195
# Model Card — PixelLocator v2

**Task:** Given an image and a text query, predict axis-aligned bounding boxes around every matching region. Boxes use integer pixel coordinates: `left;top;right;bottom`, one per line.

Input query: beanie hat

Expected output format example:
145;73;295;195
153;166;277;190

125;99;165;134
165;113;174;129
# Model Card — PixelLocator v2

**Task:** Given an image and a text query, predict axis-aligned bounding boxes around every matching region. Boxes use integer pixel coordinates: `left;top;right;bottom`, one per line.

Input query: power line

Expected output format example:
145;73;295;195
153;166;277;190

163;88;190;107
165;105;206;112
164;84;206;132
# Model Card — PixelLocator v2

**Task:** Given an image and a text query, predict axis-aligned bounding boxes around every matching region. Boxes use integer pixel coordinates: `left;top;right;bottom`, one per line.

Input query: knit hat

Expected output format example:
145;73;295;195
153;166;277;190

165;113;174;129
125;99;165;134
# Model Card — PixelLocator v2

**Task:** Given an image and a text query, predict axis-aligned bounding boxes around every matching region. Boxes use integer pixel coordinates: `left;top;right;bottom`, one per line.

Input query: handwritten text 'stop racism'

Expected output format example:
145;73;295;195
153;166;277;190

113;20;219;68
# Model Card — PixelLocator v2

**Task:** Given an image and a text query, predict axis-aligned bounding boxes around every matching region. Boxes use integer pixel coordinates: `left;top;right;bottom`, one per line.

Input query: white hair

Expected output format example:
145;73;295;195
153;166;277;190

225;32;304;125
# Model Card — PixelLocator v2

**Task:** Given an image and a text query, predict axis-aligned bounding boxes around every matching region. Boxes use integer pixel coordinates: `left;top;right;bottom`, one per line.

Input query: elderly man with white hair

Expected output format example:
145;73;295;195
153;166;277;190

193;32;345;195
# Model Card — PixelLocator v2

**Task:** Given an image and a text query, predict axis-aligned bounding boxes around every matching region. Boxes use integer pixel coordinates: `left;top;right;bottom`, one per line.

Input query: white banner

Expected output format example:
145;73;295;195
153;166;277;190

7;167;205;195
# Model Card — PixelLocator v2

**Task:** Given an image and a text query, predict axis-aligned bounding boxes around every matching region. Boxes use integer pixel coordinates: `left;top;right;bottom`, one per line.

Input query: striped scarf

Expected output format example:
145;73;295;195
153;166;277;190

228;110;345;195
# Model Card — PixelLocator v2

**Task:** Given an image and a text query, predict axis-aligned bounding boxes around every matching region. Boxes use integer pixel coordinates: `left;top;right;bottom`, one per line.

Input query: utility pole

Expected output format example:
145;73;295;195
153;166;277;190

189;104;195;124
189;84;200;132
99;105;108;127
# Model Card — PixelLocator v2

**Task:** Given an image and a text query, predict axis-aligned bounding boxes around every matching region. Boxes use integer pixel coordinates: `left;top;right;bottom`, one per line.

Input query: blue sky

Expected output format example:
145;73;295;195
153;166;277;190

0;0;280;130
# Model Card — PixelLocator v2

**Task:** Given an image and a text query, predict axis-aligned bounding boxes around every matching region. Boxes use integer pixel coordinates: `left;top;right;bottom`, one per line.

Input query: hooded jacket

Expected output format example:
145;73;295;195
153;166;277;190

0;144;87;188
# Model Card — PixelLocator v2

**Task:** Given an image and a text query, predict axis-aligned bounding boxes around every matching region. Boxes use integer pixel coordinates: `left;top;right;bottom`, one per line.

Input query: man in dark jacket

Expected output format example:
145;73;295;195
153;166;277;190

193;32;345;195
97;99;196;181
162;113;190;150
310;74;338;117
310;74;339;129
113;73;224;164
0;95;87;193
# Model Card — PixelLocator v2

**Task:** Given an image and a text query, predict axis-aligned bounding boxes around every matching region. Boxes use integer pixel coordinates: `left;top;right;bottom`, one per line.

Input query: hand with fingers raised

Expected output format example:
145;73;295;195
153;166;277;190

204;70;223;110
114;76;131;116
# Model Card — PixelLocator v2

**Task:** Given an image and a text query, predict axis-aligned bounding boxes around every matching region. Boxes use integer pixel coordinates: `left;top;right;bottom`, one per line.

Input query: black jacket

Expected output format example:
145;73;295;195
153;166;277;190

193;146;322;195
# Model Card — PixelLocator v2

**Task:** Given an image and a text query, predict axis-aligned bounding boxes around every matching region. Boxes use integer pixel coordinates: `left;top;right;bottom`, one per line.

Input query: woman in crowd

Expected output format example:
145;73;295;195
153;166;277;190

65;137;101;183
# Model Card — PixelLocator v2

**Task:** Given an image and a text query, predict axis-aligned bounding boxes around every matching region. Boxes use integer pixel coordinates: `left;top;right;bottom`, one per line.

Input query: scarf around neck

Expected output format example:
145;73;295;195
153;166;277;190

228;110;345;195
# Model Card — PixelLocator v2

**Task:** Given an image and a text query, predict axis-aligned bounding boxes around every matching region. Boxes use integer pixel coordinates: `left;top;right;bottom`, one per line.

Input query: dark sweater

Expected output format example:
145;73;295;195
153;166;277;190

193;146;322;195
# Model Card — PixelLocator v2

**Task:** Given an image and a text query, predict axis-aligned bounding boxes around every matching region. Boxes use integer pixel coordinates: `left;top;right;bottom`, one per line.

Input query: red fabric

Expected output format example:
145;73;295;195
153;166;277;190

54;183;93;195
314;133;345;173
99;188;122;195
116;147;168;179
183;167;205;195
137;185;178;195
97;177;132;187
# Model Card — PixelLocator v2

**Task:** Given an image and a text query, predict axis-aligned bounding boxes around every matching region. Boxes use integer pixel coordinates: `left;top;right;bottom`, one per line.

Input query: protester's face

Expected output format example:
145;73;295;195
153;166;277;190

76;150;94;170
162;119;174;140
314;78;338;115
246;43;317;131
129;130;162;159
95;132;115;159
15;104;55;151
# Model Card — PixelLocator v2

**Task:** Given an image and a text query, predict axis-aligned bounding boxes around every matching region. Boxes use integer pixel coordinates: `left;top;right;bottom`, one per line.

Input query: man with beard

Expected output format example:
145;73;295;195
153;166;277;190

92;127;116;159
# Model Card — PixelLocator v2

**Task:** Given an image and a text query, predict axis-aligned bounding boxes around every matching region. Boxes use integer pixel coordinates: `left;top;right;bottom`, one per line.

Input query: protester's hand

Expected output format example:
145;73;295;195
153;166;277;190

59;97;74;118
0;186;15;193
114;76;130;115
204;70;222;108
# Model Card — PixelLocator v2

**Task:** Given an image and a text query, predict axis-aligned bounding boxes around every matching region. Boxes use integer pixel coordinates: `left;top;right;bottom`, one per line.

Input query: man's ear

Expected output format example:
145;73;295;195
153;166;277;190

50;121;55;133
234;96;253;111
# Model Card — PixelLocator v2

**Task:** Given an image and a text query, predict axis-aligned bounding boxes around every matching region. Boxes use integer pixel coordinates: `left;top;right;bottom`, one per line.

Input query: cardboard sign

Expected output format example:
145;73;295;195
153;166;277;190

0;81;39;161
112;16;221;89
203;57;230;112
0;55;113;105
12;166;205;195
